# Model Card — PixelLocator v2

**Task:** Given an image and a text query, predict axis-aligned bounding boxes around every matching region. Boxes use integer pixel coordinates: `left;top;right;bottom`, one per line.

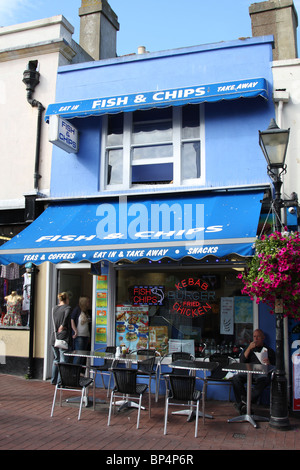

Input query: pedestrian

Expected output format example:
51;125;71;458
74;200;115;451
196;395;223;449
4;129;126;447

71;296;91;364
51;292;72;385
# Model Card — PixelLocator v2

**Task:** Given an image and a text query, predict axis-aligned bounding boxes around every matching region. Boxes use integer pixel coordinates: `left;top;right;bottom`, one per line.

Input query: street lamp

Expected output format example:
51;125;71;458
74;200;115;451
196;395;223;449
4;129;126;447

259;118;290;429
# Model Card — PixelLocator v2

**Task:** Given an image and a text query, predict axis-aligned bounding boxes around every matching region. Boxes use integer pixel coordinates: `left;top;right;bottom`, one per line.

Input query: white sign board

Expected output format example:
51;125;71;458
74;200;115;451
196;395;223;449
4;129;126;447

168;339;195;356
49;115;79;153
220;297;234;335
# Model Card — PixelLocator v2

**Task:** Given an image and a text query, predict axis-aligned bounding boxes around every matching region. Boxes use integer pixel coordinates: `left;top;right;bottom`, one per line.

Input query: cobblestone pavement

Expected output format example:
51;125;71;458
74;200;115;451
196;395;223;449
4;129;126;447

0;373;299;453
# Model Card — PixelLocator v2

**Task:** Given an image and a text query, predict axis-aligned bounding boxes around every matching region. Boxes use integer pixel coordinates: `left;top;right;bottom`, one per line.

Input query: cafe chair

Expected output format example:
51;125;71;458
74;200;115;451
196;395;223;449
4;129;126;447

158;352;194;393
50;363;93;421
136;349;160;403
90;346;116;406
204;353;234;401
172;352;194;367
107;368;148;429
136;356;156;414
164;375;202;438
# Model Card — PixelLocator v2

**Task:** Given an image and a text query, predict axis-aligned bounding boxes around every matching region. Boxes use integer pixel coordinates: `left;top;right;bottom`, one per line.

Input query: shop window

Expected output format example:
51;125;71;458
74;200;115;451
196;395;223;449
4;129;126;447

115;267;253;357
0;226;31;329
102;104;204;189
0;264;31;329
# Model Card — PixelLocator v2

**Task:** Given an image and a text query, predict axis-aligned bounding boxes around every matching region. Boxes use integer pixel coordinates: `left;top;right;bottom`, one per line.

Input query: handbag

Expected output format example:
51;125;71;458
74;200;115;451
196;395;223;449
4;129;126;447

54;338;68;350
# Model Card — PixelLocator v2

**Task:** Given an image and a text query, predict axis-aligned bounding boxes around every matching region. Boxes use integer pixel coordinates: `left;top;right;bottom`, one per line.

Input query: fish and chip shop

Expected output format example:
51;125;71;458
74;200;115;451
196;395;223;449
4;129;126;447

0;36;277;397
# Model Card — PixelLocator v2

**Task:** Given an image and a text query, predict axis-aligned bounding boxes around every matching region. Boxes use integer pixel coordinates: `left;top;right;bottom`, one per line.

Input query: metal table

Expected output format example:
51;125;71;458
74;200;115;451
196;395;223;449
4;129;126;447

168;359;219;422
65;350;111;407
66;350;154;411
222;362;274;428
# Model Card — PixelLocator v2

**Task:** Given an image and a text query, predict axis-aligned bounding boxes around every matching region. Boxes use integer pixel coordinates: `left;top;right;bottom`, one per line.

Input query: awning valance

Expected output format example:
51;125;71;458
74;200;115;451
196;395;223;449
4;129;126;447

45;78;268;121
0;190;264;266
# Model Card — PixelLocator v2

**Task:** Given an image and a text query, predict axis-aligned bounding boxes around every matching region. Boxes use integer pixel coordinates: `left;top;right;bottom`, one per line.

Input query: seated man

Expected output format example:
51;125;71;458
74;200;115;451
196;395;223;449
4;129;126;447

232;329;275;414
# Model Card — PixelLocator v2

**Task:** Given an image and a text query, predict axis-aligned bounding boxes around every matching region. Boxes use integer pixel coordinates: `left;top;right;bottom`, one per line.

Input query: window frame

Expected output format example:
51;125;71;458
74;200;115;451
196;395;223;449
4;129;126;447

100;104;205;191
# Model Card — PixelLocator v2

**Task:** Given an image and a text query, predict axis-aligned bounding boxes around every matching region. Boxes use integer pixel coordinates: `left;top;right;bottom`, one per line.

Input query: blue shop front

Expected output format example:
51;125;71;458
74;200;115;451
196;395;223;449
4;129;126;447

0;36;279;399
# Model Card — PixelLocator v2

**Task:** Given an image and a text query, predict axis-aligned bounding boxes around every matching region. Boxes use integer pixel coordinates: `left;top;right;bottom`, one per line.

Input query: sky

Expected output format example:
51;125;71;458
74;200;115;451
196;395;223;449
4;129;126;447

0;0;300;57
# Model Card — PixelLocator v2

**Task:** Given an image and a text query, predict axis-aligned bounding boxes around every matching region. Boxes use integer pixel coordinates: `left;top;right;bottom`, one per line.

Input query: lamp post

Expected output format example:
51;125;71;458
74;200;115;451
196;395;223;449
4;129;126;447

259;118;290;429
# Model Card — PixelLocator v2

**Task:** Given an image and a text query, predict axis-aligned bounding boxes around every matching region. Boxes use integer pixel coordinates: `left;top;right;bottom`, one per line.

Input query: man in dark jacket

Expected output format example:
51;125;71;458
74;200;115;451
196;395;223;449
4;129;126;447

232;329;275;413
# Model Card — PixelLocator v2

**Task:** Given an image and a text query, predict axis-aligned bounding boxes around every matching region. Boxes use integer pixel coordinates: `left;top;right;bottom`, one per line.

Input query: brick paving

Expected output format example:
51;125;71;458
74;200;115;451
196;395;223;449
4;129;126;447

0;373;299;451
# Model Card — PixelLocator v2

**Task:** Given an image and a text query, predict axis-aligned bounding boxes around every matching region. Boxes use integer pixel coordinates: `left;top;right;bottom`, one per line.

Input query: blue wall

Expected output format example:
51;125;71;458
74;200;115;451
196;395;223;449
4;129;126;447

49;36;275;198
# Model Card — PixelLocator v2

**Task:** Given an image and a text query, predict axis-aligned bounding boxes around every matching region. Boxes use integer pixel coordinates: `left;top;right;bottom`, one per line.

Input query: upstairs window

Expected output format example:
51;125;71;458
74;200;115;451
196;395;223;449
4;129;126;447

101;104;204;190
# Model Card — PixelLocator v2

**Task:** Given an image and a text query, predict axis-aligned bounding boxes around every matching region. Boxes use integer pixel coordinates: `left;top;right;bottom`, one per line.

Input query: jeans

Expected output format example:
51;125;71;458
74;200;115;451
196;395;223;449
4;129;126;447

51;345;70;385
232;372;271;404
73;336;90;364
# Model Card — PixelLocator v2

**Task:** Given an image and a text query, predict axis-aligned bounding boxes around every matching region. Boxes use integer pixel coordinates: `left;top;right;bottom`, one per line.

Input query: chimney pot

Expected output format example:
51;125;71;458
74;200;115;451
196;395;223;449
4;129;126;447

249;0;298;60
79;0;119;60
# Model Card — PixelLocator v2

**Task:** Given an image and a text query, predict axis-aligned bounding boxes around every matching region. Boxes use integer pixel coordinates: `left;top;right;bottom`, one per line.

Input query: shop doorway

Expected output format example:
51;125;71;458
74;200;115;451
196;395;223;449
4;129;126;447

44;263;93;379
57;270;91;311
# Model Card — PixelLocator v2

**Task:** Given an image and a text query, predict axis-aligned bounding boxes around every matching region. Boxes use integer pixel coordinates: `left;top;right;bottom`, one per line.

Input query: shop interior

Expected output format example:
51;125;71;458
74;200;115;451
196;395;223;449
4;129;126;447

115;261;254;358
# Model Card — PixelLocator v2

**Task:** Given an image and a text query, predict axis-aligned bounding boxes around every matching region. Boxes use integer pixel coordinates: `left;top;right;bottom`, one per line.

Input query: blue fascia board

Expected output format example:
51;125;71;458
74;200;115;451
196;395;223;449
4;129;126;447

56;35;274;75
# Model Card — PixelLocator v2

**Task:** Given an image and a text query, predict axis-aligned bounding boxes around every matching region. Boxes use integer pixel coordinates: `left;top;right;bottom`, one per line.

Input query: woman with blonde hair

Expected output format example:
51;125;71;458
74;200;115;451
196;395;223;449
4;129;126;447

51;292;71;385
71;296;91;363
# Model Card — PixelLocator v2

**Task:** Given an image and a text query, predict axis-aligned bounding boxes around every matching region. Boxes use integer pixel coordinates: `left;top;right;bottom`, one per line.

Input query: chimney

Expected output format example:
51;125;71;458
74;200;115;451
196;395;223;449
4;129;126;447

249;0;298;60
79;0;120;60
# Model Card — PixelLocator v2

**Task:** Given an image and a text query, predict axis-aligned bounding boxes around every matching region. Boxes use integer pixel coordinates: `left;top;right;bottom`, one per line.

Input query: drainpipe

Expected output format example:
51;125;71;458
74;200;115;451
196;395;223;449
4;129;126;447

22;60;45;191
273;89;289;128
26;264;36;379
22;60;44;378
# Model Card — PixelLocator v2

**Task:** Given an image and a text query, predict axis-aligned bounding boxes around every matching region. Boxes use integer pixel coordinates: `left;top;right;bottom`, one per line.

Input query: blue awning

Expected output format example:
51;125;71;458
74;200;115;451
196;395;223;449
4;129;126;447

0;190;264;266
45;78;268;121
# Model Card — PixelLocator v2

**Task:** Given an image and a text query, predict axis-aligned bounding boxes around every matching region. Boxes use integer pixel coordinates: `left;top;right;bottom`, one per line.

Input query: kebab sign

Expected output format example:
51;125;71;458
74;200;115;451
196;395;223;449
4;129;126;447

172;278;212;317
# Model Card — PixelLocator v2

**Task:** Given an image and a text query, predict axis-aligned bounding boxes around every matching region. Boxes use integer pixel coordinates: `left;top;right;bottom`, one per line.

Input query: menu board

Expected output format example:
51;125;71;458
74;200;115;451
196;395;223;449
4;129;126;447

149;326;168;355
115;305;149;351
95;275;108;344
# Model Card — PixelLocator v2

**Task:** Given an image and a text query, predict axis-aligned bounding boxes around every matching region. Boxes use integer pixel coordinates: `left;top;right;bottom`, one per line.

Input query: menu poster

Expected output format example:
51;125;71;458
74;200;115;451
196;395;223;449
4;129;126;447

149;326;168;355
116;305;149;351
96;291;107;307
96;309;107;326
95;327;107;343
234;296;253;323
220;297;234;335
96;275;108;290
95;275;108;344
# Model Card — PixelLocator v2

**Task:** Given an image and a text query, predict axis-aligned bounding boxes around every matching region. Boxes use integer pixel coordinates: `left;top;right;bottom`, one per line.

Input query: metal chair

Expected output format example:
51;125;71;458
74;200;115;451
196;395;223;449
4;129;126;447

50;363;93;420
158;352;194;394
136;349;160;404
164;375;202;438
107;368;148;429
204;353;234;401
90;346;116;406
136;356;156;415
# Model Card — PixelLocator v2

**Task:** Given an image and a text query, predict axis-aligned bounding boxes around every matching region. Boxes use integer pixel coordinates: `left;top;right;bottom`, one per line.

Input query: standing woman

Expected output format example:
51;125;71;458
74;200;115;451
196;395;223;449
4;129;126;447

71;296;91;364
51;292;72;385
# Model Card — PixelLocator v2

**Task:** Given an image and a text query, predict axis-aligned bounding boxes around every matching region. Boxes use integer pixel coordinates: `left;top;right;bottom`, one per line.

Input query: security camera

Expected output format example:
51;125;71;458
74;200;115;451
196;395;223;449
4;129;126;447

288;207;296;214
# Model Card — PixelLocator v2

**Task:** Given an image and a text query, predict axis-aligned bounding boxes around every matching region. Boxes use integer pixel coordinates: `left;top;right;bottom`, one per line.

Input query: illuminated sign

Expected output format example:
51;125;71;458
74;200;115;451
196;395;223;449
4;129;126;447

171;278;212;317
132;285;165;306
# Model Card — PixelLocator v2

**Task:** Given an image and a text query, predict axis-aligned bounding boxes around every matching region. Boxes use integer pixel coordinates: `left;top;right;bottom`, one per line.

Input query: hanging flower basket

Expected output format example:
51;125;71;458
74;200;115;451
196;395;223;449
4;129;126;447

238;229;300;319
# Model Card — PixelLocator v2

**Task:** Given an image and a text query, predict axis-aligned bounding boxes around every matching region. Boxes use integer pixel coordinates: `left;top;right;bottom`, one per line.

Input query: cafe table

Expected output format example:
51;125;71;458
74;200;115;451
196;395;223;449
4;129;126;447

65;350;154;410
167;359;219;423
222;362;274;428
64;350;111;406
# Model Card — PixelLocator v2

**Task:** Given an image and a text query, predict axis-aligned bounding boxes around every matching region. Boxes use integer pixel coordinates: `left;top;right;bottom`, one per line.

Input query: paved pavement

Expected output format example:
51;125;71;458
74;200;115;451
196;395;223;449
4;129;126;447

0;373;299;454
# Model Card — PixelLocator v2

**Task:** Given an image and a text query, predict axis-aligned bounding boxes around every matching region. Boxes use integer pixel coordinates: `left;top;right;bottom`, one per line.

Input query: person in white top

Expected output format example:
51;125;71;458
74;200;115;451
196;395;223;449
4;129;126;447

71;296;91;364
